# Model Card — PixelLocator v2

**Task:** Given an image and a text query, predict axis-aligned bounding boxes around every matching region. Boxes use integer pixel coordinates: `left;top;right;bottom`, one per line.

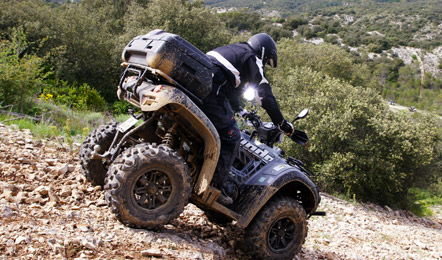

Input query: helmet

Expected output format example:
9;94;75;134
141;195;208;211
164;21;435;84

247;33;278;68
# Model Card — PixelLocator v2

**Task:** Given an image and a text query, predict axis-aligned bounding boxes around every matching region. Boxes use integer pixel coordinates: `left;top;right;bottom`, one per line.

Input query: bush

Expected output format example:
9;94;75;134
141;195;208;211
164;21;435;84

31;100;109;136
283;15;308;30
277;39;375;90
270;65;441;209
0;29;47;112
41;80;106;111
112;100;134;115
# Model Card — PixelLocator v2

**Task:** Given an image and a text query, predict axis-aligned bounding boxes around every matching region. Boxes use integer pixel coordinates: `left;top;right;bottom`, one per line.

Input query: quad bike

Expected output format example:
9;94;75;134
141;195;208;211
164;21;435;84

80;30;324;260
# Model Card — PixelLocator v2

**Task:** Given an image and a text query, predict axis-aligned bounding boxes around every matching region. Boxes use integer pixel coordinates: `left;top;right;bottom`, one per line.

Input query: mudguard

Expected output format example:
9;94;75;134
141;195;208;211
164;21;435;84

135;82;221;196
232;155;321;227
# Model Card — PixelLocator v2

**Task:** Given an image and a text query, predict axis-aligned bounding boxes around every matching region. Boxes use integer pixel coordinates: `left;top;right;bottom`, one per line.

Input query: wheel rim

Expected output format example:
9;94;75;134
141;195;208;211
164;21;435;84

267;217;296;252
132;170;173;210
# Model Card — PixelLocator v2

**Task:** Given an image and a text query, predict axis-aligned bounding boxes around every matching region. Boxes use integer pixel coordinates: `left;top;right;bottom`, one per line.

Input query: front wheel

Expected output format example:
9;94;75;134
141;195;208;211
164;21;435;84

245;197;307;260
79;121;118;186
104;143;192;229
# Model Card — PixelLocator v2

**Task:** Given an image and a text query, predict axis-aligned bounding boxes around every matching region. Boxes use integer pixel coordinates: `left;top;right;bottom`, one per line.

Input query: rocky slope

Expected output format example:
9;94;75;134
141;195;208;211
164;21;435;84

1;123;442;259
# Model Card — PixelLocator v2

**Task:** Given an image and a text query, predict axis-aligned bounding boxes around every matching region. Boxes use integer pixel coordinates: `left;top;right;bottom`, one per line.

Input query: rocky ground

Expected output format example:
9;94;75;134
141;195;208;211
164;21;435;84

1;123;442;260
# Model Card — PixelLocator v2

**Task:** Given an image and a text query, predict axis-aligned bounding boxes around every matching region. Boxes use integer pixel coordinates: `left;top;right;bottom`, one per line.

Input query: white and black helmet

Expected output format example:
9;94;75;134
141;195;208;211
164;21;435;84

247;33;278;68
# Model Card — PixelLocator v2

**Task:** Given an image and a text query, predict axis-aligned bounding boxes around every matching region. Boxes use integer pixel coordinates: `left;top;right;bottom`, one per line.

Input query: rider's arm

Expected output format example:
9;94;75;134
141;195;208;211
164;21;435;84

245;56;284;126
228;89;242;113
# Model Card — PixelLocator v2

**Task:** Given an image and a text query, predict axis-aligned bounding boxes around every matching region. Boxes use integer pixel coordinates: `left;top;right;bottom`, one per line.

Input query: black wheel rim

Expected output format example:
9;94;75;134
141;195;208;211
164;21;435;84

268;217;296;252
132;170;173;210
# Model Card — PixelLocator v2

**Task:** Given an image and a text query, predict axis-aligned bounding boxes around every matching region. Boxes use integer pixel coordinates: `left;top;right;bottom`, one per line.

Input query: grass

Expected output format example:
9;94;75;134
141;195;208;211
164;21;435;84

0;100;115;143
0;114;53;139
0;99;140;152
409;188;442;217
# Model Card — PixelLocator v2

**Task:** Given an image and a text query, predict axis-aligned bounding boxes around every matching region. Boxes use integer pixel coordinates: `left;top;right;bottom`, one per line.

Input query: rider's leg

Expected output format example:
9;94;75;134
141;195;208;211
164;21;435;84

201;90;240;205
212;122;241;189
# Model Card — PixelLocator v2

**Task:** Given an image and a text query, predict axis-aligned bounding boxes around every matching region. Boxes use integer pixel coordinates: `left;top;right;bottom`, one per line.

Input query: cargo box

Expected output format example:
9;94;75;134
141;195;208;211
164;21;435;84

122;29;213;99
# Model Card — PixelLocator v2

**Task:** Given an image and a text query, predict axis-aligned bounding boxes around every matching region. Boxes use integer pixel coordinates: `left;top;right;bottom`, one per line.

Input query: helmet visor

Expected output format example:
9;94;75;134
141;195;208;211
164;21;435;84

266;53;277;68
267;57;275;68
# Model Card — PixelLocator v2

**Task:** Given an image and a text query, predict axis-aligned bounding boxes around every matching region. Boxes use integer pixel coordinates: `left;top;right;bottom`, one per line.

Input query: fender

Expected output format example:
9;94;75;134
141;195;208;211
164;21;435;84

136;83;221;196
233;163;321;228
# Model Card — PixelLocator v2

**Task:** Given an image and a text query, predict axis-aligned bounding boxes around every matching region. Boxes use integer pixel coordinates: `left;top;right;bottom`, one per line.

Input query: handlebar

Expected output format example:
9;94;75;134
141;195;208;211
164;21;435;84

240;109;310;147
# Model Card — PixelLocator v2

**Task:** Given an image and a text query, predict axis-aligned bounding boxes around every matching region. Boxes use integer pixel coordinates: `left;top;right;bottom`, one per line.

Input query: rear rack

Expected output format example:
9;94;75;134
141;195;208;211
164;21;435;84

120;62;203;106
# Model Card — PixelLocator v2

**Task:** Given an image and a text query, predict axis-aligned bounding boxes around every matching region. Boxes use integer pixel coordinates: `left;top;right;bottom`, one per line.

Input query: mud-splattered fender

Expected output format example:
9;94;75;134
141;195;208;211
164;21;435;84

137;83;221;196
233;163;320;228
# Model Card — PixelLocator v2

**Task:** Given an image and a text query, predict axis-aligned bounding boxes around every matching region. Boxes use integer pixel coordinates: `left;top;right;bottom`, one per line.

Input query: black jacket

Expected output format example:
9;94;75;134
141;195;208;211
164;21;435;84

207;42;284;125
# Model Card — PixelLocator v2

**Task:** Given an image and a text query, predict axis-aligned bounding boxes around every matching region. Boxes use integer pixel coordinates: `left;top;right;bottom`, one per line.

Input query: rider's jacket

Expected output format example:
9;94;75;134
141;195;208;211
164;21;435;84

207;43;284;125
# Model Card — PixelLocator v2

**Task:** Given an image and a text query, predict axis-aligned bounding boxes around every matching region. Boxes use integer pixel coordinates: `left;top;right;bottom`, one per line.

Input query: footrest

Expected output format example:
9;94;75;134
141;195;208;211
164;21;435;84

201;186;221;205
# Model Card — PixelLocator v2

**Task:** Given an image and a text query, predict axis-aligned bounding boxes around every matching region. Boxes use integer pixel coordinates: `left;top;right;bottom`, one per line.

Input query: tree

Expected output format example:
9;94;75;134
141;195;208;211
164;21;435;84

270;64;441;209
283;15;308;30
0;29;47;112
277;39;375;90
122;0;231;53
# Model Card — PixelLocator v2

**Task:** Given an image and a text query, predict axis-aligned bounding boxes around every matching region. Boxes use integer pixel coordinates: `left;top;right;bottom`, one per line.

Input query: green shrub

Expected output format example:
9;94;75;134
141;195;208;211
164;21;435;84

112;100;133;115
0;28;47;112
271;65;441;209
41;80;106;111
0;114;53;140
32;100;108;136
283;15;308;30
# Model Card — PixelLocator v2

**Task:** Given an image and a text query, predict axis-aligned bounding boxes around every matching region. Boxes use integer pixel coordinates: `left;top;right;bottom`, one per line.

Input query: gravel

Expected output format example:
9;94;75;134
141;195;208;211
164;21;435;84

1;123;441;259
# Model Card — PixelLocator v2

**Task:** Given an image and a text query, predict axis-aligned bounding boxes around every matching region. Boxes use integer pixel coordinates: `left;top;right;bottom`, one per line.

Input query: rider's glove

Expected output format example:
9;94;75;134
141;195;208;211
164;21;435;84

280;119;294;136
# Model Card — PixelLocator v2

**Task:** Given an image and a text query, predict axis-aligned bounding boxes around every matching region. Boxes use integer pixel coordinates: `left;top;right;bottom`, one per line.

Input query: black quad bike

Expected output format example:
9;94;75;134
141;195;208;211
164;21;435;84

80;30;323;260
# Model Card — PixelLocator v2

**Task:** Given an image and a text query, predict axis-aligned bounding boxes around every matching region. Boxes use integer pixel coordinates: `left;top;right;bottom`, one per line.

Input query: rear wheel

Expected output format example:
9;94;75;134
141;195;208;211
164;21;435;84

79;122;118;186
104;143;192;229
245;197;307;260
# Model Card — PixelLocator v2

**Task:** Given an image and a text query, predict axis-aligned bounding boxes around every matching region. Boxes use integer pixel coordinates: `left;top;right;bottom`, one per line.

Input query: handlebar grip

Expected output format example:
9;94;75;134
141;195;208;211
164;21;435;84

289;130;309;146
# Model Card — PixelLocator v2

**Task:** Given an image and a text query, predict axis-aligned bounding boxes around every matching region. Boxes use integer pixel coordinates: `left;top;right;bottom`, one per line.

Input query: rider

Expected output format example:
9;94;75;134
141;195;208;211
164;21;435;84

201;33;294;205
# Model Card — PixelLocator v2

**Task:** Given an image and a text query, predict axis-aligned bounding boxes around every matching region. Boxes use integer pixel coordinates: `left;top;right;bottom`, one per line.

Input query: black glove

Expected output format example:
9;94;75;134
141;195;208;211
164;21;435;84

280;119;294;135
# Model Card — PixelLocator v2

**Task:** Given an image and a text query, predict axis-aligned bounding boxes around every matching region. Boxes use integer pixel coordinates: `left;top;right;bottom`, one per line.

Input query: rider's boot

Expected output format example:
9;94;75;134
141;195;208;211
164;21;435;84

217;182;238;206
217;192;233;206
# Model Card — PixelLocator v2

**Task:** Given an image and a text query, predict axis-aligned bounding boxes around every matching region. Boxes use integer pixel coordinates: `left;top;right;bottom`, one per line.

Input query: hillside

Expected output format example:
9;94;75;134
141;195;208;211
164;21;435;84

205;0;353;15
208;0;441;113
1;124;442;259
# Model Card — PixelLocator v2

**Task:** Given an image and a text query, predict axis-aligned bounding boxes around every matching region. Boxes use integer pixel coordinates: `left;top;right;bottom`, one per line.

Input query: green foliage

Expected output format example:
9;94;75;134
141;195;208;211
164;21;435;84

383;64;442;114
261;25;293;41
205;0;351;16
217;9;265;32
0;114;53;139
41;80;106;111
277;39;376;90
269;45;441;208
0;28;47;112
283;16;308;30
122;0;231;53
408;188;442;216
32;100;108;136
0;0;123;101
0;0;231;103
112;100;134;115
209;0;442;51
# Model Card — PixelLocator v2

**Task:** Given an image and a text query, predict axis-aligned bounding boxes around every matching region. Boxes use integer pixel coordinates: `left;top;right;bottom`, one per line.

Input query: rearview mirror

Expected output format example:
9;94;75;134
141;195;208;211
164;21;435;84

298;108;309;118
292;109;309;123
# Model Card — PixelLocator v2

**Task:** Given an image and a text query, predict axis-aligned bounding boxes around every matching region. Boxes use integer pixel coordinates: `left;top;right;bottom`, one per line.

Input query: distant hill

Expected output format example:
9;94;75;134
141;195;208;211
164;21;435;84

205;0;352;15
204;0;415;16
206;0;442;51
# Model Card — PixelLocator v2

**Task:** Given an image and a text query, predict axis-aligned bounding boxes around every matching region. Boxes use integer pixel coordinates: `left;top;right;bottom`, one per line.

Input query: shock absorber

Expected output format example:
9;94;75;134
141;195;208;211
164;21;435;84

162;123;177;148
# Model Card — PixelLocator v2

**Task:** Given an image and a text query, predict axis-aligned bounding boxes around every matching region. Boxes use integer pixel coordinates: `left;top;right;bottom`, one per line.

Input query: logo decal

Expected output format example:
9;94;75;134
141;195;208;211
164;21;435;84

240;139;274;162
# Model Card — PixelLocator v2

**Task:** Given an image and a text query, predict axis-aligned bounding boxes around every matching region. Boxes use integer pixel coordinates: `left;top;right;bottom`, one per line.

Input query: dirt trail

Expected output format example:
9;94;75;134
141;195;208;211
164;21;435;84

1;123;441;259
